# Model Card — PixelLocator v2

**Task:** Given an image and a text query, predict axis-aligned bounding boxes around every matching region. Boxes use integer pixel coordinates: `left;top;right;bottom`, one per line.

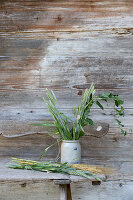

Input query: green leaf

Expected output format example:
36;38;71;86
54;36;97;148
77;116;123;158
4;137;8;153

46;89;56;106
76;106;80;118
98;93;111;99
87;118;94;125
118;99;123;105
32;123;56;127
115;106;125;117
121;129;127;136
116;119;121;125
115;96;123;107
80;83;95;117
79;130;85;137
89;93;92;101
60;113;73;122
115;100;119;107
116;119;124;127
73;106;76;116
51;90;57;101
40;139;61;159
96;101;104;110
108;93;114;98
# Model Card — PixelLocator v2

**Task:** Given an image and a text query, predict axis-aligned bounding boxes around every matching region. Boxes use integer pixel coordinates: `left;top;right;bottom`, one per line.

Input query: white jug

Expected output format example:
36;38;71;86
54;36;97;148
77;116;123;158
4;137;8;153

61;140;81;164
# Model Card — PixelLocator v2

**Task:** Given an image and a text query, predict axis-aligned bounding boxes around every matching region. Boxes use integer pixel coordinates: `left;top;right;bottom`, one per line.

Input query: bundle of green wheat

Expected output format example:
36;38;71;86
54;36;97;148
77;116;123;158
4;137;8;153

8;158;101;181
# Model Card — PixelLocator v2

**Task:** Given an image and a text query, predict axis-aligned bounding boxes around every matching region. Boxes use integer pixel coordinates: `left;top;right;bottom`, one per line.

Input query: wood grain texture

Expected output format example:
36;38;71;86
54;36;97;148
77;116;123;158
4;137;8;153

1;180;133;200
0;0;133;199
0;175;133;200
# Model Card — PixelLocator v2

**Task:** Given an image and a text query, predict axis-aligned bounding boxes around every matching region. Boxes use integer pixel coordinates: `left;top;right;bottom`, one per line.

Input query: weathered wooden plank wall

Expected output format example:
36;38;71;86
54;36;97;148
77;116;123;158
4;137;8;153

1;180;133;200
0;0;133;199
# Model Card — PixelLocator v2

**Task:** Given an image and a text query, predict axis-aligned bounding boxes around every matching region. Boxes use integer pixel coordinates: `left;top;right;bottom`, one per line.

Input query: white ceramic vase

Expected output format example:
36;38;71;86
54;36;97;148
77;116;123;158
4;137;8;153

61;140;81;164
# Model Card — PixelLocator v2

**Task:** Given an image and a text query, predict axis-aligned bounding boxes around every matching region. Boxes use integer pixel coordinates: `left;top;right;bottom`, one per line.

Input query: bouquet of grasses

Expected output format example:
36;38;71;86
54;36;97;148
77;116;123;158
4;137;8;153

31;83;126;158
33;83;126;140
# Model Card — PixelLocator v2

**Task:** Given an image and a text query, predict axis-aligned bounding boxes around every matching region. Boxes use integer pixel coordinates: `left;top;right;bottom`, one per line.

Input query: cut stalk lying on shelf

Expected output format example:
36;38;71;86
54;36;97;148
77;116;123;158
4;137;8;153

8;158;102;181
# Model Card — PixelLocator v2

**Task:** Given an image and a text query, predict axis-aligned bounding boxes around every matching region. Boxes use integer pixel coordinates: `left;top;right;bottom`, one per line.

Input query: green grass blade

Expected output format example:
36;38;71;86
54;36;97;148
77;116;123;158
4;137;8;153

40;139;61;159
31;123;56;127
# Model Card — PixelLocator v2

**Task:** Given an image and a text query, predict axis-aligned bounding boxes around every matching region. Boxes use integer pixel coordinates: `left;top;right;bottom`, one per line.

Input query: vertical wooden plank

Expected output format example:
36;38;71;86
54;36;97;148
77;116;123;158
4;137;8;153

59;184;67;200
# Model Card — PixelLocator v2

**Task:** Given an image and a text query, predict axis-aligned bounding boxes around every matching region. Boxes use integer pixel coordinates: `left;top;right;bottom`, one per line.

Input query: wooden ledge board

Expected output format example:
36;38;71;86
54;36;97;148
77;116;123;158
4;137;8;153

0;158;105;183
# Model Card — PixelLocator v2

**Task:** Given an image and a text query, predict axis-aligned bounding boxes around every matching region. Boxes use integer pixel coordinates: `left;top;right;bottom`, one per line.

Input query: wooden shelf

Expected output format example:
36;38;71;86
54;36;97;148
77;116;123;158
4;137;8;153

0;157;105;183
0;157;105;200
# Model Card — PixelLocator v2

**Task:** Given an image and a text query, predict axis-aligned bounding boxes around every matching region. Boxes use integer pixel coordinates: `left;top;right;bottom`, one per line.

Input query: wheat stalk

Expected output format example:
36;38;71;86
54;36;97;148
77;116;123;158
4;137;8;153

8;158;102;181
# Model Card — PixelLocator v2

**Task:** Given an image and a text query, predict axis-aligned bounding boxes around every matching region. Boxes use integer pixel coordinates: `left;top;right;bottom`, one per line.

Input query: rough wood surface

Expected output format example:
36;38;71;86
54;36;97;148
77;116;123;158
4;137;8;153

0;180;133;200
1;1;132;133
0;0;133;199
0;0;133;137
59;184;67;200
1;180;133;200
54;180;71;185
